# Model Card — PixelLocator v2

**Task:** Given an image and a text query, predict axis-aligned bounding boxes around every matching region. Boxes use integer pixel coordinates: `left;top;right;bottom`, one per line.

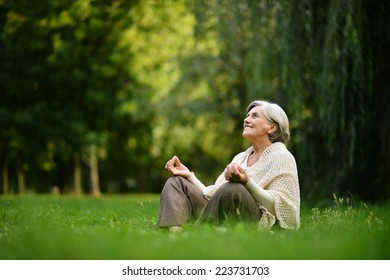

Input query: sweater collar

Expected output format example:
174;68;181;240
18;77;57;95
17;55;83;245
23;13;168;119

242;142;286;163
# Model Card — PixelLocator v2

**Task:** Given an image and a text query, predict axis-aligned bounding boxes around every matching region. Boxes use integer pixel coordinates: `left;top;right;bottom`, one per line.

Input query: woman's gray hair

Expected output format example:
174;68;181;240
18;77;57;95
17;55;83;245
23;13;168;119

246;100;290;144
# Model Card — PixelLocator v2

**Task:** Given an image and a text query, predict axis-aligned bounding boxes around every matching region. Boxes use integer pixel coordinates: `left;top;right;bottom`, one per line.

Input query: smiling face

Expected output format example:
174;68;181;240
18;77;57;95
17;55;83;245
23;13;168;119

242;105;276;142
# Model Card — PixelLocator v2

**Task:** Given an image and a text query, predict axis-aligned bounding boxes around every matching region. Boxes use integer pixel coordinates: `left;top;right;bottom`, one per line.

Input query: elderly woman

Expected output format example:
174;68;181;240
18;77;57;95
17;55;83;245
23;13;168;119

157;100;300;232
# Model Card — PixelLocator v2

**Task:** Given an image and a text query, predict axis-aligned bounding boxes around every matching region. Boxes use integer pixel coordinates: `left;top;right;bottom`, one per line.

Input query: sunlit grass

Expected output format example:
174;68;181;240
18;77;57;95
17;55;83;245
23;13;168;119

0;194;389;260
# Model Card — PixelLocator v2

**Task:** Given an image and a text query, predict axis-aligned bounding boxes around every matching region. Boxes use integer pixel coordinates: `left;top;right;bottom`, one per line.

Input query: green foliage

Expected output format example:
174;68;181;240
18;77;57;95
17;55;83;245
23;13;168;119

192;0;390;201
0;0;154;194
0;195;389;259
0;0;389;201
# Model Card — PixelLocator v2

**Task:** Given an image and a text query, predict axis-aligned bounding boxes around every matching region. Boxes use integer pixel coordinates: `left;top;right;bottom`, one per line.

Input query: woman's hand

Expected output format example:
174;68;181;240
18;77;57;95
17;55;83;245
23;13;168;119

224;163;249;184
165;156;192;178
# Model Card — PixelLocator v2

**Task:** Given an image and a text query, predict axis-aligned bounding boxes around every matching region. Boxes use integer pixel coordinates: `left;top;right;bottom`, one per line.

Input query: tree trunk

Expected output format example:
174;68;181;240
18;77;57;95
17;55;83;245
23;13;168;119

17;167;25;194
74;156;82;196
90;151;101;197
2;164;9;195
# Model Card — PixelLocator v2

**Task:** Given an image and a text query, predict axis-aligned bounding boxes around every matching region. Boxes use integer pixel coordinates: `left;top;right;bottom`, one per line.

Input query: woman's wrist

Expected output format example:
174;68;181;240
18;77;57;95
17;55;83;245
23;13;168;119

243;177;252;187
187;172;207;192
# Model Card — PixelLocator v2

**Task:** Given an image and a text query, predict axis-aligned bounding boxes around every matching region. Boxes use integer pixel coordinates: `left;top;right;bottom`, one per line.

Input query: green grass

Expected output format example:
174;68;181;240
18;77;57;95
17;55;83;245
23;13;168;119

0;194;389;260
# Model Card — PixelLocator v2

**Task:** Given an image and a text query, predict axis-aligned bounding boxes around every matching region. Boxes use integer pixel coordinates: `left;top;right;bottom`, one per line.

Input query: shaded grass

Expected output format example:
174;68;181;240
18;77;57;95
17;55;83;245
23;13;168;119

0;194;389;260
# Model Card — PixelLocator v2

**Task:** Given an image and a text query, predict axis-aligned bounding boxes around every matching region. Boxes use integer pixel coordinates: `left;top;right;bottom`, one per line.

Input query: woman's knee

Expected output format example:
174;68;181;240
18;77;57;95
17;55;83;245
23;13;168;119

166;176;184;184
217;182;247;197
162;176;184;190
161;176;195;198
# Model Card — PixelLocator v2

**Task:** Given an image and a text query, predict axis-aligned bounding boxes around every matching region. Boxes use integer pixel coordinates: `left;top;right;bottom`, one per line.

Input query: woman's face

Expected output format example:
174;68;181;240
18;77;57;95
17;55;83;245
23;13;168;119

242;106;275;141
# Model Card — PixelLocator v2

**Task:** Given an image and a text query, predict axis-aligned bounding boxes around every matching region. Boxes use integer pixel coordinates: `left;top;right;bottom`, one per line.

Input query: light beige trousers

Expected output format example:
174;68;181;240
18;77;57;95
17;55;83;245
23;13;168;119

157;176;261;228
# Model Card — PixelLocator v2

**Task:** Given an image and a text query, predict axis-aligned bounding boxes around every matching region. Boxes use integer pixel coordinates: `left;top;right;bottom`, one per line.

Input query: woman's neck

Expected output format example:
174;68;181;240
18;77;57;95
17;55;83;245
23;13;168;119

246;140;272;167
250;139;272;156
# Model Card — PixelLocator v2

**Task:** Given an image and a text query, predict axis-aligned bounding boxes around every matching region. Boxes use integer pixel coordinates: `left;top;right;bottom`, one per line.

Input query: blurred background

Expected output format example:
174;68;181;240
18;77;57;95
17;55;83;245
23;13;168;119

0;0;389;204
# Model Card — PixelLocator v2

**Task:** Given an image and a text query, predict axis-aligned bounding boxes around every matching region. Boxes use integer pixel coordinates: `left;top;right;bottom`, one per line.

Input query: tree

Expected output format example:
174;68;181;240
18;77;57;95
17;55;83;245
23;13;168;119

193;0;390;202
1;0;388;201
0;0;152;195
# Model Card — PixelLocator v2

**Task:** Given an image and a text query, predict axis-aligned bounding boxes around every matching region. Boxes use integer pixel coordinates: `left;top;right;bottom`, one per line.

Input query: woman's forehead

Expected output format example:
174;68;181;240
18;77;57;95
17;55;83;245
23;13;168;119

248;105;264;114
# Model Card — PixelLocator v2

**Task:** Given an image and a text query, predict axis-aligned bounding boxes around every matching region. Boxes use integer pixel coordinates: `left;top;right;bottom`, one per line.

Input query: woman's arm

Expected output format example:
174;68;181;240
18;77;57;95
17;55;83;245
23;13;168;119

244;178;276;216
187;173;207;193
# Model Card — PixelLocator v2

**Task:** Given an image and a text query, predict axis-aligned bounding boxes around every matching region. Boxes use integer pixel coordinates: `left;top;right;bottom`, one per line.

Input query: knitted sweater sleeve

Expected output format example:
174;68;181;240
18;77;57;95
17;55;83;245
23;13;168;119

258;151;300;229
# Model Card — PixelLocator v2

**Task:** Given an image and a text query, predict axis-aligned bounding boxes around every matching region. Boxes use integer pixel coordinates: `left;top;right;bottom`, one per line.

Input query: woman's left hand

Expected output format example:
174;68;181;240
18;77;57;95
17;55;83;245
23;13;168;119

224;163;249;184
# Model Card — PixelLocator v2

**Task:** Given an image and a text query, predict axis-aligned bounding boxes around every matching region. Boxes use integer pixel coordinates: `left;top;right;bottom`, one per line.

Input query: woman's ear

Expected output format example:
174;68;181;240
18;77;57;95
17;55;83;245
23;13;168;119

268;123;278;134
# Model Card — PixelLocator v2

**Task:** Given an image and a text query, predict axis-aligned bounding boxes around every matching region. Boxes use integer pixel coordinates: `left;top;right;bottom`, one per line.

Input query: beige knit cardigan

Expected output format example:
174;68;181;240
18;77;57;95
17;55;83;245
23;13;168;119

203;142;300;229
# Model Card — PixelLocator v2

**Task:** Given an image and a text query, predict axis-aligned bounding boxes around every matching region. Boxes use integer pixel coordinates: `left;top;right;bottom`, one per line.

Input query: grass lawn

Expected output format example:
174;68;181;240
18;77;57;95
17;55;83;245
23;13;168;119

0;194;389;260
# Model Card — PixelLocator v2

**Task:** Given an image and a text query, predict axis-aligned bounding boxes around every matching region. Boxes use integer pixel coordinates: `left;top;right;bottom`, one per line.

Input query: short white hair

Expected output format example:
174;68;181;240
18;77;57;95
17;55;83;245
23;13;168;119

246;100;290;144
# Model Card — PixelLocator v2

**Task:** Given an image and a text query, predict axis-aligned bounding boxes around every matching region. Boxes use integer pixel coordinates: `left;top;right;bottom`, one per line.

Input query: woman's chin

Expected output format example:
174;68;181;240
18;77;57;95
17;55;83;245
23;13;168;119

242;132;251;139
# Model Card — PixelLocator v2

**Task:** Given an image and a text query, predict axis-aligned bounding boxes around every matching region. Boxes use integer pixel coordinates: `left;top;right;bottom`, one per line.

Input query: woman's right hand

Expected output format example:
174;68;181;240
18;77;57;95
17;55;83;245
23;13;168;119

165;156;192;178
